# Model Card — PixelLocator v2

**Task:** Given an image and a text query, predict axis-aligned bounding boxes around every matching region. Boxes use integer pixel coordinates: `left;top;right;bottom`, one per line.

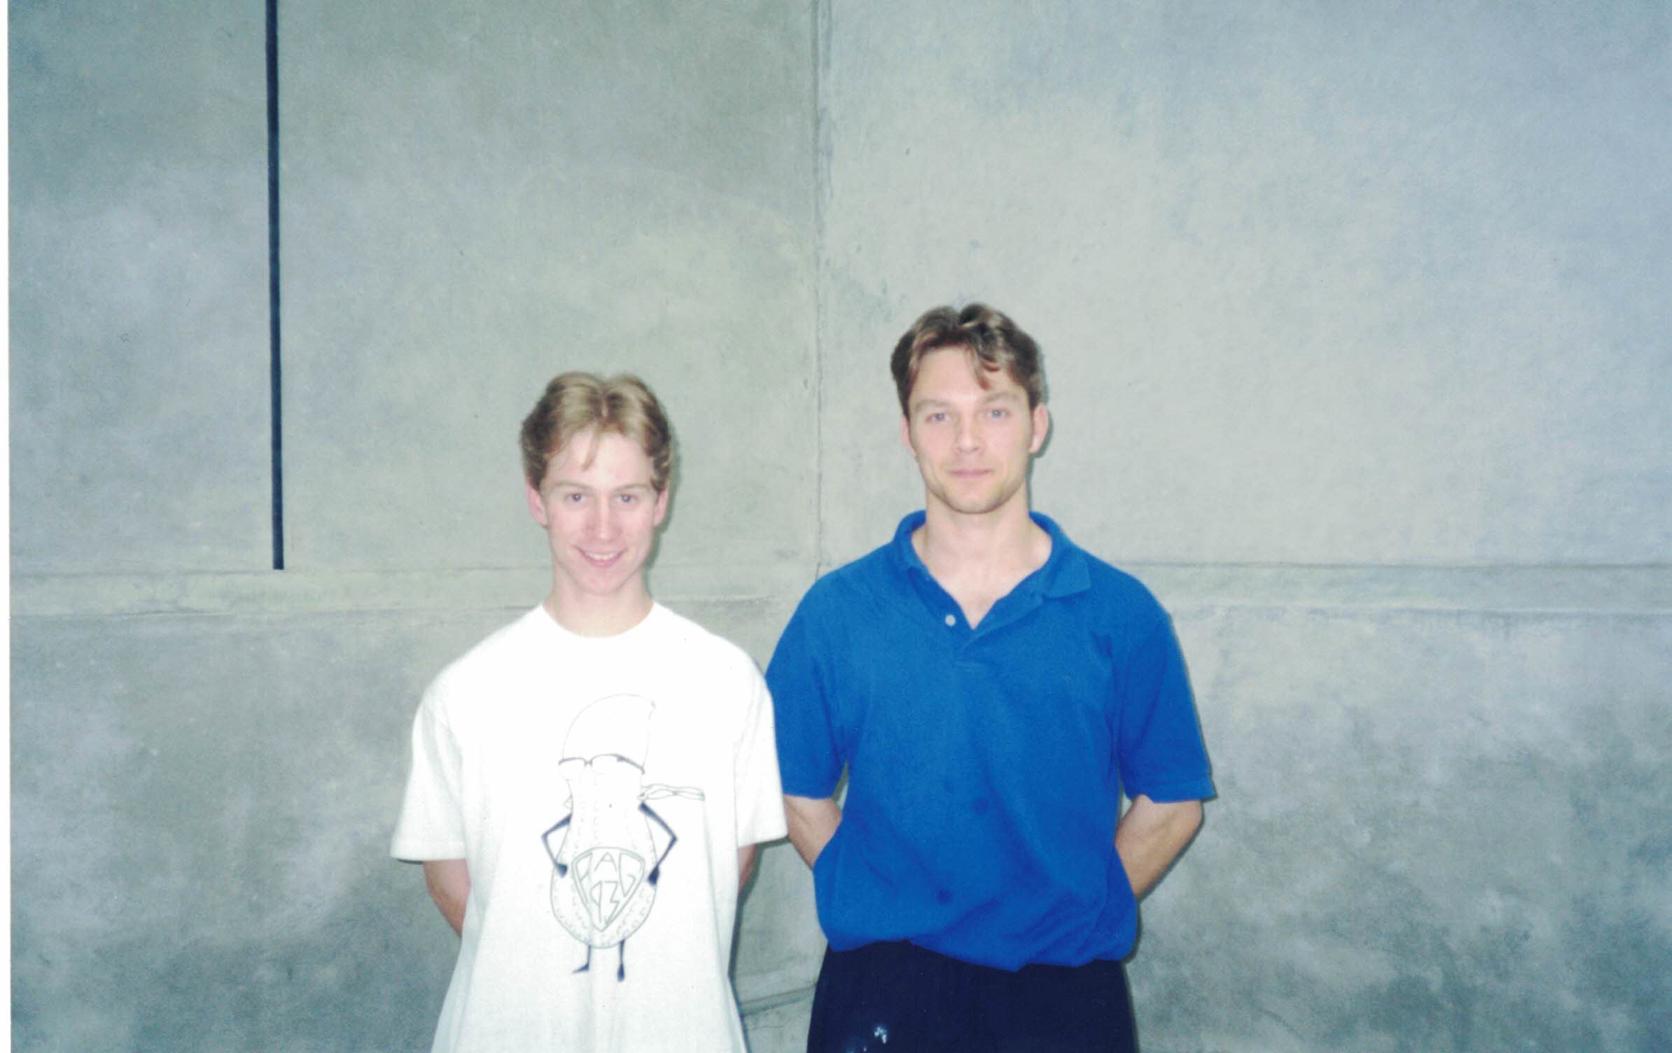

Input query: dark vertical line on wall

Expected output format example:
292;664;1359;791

811;0;830;577
266;0;285;570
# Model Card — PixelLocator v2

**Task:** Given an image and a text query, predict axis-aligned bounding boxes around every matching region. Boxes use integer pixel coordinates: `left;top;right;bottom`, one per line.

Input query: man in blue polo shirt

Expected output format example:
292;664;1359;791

766;303;1214;1052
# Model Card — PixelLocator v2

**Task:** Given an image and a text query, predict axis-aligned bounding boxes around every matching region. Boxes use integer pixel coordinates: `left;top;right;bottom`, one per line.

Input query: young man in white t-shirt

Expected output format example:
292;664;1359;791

392;372;786;1052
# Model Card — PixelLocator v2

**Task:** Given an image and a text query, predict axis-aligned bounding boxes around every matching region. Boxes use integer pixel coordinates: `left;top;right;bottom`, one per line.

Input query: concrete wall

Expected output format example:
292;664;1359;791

814;2;1670;1051
12;2;1670;1051
11;1;272;573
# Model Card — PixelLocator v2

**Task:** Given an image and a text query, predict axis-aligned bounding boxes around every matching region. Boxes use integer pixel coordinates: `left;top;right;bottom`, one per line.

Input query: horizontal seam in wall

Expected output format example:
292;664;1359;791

12;565;1670;619
9;596;794;622
1171;601;1672;617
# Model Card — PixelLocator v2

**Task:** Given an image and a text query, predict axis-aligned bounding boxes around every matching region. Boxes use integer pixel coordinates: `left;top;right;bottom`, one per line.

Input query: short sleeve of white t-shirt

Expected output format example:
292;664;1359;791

392;675;468;861
731;666;786;851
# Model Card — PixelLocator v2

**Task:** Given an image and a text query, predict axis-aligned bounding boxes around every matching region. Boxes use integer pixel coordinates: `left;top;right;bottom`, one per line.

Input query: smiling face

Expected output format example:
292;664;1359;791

527;426;669;632
901;346;1049;520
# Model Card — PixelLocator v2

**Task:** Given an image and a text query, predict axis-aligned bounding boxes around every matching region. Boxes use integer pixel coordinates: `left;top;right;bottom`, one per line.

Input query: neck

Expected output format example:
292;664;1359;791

914;493;1043;575
542;584;654;637
912;494;1051;629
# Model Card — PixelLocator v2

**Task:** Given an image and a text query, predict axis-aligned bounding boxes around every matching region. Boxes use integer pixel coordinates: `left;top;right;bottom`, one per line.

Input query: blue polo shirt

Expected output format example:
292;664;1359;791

767;511;1214;970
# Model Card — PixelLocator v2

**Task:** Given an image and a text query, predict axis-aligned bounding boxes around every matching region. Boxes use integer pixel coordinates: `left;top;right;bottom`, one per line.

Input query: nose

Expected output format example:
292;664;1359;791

588;500;619;539
955;415;981;452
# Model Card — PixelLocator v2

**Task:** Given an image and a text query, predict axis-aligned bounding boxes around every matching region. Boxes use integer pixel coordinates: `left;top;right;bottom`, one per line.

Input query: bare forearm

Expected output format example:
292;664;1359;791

423;858;471;936
1114;796;1202;899
784;794;842;868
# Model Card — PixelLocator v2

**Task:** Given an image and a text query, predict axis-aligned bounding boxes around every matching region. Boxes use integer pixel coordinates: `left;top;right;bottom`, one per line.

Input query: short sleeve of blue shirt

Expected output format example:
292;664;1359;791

1116;616;1216;804
766;598;844;799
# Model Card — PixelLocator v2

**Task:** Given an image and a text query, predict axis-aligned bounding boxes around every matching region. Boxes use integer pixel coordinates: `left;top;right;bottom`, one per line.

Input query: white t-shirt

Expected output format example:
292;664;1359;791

392;603;786;1053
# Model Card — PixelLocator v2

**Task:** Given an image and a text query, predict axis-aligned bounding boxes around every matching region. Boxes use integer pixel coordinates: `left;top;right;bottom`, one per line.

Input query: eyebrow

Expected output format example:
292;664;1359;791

912;390;1023;410
546;480;655;493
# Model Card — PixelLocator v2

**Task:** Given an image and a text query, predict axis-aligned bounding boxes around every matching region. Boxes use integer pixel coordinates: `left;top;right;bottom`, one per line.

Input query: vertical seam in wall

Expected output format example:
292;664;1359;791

811;0;830;579
266;0;285;570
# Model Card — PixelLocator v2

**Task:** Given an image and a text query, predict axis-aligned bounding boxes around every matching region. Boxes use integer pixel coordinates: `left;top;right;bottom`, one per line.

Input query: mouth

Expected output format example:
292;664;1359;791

578;548;625;568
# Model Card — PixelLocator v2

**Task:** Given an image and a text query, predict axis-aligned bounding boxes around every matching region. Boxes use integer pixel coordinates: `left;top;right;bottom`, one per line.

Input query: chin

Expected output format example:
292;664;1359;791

949;487;1024;517
588;568;640;592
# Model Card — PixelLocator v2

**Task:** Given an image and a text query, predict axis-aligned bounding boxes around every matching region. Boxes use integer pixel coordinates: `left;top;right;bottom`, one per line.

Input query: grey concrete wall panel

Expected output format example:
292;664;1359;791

816;1;1672;568
18;596;1665;1049
1138;605;1672;1052
10;2;273;573
734;840;822;1006
743;987;816;1053
12;612;487;1051
279;1;818;583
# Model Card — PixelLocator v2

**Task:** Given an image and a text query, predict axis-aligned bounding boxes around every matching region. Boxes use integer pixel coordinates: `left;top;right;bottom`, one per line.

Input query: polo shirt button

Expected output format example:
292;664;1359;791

944;614;956;626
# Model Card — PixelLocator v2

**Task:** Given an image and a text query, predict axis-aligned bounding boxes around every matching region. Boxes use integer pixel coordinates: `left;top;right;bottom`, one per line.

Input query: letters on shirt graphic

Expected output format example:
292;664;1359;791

541;693;703;980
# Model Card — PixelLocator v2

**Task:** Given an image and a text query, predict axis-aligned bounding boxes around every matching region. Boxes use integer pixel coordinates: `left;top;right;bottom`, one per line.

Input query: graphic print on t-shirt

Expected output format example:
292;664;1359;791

540;693;704;980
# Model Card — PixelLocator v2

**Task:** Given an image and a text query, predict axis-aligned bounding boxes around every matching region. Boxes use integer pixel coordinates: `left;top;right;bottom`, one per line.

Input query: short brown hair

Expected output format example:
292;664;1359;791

519;372;674;491
890;303;1045;414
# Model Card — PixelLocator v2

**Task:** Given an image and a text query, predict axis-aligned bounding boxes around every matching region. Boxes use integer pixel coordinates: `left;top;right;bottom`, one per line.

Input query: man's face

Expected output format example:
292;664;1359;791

901;347;1049;519
526;427;669;608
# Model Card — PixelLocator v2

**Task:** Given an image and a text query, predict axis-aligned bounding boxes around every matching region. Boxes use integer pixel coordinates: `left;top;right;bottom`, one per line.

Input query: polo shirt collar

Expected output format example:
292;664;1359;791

889;510;1091;601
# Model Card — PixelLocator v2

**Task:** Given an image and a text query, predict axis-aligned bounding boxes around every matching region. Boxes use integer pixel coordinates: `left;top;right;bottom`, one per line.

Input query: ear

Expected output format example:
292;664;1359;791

652;486;671;527
526;482;549;527
1029;403;1050;454
899;414;914;452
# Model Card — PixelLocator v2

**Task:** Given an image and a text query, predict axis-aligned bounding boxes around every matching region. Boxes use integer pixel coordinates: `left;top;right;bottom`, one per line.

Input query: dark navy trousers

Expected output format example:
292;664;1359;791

807;941;1138;1053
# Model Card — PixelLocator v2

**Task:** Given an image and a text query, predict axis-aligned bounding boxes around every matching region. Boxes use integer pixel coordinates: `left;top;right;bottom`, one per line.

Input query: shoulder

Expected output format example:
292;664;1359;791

794;541;899;622
425;608;546;702
650;607;773;741
1045;524;1172;645
650;604;762;682
1079;551;1169;621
